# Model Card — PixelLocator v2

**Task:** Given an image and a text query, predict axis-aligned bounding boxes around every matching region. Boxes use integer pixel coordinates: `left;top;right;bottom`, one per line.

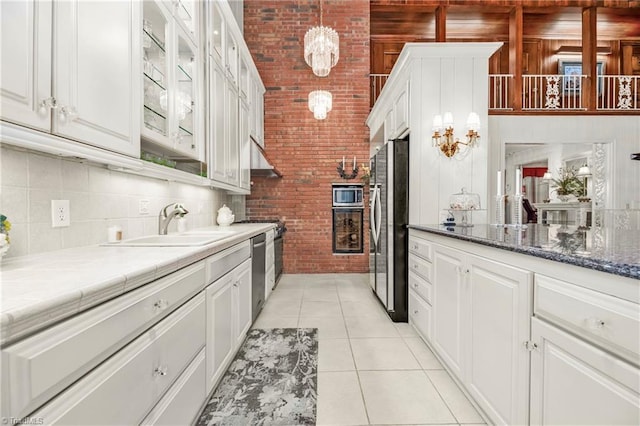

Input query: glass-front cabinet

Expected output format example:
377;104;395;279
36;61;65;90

209;2;224;65
172;0;198;41
142;0;202;161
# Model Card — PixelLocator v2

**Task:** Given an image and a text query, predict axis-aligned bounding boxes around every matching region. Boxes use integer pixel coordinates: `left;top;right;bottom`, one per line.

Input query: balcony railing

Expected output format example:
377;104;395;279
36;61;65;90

370;73;640;112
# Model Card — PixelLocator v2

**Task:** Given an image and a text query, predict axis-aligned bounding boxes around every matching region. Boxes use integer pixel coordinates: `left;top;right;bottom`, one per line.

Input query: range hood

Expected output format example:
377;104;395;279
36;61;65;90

251;140;282;177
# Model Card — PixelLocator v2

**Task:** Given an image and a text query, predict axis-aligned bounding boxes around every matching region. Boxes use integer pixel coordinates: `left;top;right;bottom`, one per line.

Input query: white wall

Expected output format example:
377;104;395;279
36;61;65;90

0;146;232;258
408;44;499;225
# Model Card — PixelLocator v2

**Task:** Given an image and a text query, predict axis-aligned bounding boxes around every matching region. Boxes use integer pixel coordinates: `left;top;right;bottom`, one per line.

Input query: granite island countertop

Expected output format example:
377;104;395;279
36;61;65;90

0;223;275;346
409;224;640;280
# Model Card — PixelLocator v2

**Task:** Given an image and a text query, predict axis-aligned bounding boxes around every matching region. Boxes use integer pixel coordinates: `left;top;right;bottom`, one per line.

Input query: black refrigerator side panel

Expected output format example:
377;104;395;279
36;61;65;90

390;138;409;322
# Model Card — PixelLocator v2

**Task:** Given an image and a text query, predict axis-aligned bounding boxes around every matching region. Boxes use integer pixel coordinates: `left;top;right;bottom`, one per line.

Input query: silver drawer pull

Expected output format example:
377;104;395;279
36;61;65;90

413;283;419;288
153;299;169;311
413;310;419;315
413;264;418;269
586;317;606;330
153;366;168;377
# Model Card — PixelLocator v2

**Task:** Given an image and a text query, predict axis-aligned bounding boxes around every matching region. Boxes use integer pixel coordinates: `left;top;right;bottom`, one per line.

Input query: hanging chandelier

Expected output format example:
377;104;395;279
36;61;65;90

308;90;332;120
304;0;339;77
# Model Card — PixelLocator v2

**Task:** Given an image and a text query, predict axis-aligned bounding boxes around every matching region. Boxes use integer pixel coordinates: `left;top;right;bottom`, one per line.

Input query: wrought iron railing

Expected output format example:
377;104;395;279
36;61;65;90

370;73;640;112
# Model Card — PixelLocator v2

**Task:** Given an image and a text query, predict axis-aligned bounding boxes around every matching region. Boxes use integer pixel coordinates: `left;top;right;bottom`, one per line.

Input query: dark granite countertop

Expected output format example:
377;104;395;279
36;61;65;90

409;224;640;280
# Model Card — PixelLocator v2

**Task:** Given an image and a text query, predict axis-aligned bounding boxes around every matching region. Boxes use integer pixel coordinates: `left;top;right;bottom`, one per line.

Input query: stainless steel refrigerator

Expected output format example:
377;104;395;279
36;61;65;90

370;138;409;322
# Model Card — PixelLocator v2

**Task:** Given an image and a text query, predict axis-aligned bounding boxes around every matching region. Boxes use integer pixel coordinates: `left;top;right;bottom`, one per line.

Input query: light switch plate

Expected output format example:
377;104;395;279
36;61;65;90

51;200;70;227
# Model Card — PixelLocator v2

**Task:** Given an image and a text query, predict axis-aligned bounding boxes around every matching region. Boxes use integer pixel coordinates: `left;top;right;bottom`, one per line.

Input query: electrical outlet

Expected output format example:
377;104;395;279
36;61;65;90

51;200;70;228
139;199;150;215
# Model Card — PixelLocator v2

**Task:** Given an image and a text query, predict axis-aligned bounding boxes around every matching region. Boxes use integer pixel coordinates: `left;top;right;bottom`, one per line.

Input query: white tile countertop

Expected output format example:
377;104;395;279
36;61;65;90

0;223;275;346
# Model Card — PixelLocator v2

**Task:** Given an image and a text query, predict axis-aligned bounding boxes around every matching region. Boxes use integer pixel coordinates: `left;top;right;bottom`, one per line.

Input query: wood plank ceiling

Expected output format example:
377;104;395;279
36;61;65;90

370;1;640;42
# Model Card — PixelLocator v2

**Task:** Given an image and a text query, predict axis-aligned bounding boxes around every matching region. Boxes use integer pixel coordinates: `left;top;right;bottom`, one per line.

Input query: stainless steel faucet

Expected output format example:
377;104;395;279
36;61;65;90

158;203;189;235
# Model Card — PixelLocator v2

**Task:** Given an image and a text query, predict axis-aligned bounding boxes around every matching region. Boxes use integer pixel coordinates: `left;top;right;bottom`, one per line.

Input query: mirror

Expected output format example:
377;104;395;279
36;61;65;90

503;142;609;225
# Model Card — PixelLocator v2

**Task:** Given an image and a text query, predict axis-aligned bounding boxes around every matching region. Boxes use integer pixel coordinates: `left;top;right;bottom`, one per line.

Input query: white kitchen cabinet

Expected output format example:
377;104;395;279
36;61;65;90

1;0;140;157
431;239;532;426
250;76;265;147
408;231;434;341
383;108;395;143
393;81;409;138
142;0;202;160
169;0;198;44
205;256;252;394
432;244;466;379
239;98;251;190
0;0;52;132
225;80;240;186
141;348;205;426
205;270;234;394
530;317;640;426
465;254;532;426
1;261;205;419
32;293;206;425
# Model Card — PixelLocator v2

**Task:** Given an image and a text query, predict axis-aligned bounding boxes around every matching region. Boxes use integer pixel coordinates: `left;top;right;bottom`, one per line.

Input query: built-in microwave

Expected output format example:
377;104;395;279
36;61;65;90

332;184;364;207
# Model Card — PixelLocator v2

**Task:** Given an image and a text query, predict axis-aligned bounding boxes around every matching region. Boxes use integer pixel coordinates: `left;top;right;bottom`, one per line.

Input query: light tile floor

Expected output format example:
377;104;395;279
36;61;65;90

252;273;486;426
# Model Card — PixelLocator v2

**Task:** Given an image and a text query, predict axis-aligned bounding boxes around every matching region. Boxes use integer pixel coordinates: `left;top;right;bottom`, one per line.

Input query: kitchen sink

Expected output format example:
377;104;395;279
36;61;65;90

109;234;226;247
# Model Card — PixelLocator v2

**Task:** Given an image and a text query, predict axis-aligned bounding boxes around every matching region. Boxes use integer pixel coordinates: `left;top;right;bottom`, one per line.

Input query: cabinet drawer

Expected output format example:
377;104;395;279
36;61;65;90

206;240;251;284
409;236;432;261
535;275;640;365
141;348;206;426
408;253;432;283
1;261;205;418
409;289;432;340
409;270;432;304
33;293;206;425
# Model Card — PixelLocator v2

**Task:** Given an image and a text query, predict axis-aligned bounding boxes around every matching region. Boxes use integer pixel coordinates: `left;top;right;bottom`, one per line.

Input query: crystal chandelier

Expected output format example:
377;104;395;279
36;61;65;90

308;90;332;120
304;0;339;77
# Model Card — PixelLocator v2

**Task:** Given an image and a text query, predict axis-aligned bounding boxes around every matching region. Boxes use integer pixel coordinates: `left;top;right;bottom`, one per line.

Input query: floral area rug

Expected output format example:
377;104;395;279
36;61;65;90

197;328;318;426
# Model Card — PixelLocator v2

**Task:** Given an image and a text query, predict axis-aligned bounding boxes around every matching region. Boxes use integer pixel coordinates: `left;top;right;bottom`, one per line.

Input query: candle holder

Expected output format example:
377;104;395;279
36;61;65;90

492;194;506;227
337;161;359;180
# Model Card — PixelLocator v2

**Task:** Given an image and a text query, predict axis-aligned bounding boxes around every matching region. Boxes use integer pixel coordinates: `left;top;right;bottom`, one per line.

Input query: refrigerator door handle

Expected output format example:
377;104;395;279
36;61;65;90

370;186;378;245
374;186;382;244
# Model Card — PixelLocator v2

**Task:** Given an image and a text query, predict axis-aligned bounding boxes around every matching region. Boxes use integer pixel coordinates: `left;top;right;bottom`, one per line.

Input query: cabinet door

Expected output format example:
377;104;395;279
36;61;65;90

432;244;465;379
0;0;52;131
205;274;235;394
225;81;239;186
466;255;532;426
225;30;238;87
207;2;224;65
54;0;140;157
239;99;251;190
171;0;198;43
394;82;409;137
173;26;200;159
209;61;227;183
142;0;171;143
530;318;640;426
234;259;252;345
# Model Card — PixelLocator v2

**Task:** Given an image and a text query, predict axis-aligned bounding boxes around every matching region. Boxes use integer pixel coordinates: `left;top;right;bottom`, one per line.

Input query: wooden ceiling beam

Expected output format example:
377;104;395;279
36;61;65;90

510;6;524;110
436;5;447;41
583;6;598;110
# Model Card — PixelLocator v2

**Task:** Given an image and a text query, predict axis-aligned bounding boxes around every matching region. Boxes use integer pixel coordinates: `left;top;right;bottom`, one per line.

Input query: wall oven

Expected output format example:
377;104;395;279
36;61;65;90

332;183;364;254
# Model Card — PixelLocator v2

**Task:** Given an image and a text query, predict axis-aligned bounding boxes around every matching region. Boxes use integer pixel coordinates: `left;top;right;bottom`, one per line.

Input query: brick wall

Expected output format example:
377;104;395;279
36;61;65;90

243;0;371;273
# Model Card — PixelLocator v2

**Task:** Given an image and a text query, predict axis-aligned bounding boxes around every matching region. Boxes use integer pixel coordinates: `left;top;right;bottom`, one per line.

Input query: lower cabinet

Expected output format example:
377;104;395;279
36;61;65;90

412;230;640;425
429;239;533;426
32;293;206;425
530;318;640;425
205;257;252;394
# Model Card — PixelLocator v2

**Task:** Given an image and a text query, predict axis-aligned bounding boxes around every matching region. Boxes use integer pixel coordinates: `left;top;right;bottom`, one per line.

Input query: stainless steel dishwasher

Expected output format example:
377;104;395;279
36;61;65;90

251;233;266;321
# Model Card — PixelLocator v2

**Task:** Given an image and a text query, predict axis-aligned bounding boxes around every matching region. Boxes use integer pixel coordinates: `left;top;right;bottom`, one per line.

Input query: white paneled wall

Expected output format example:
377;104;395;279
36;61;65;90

0;146;231;257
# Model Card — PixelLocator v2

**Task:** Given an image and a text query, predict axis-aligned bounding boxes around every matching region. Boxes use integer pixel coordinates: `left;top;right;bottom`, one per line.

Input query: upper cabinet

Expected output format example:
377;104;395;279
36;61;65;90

205;0;263;193
142;0;203;161
1;0;141;157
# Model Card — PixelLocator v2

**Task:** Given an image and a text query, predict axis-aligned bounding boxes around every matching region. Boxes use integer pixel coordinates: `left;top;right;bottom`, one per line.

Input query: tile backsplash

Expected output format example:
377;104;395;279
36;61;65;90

0;146;233;258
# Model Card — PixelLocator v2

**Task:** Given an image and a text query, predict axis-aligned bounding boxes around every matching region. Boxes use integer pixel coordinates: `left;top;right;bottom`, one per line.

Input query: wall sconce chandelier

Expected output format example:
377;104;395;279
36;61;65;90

431;112;480;158
304;0;339;77
308;90;332;120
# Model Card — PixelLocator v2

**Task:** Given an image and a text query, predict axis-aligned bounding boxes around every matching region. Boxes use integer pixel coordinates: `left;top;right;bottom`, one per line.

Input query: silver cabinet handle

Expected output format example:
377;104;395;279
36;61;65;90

153;299;169;311
153;365;168;377
586;317;605;330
